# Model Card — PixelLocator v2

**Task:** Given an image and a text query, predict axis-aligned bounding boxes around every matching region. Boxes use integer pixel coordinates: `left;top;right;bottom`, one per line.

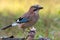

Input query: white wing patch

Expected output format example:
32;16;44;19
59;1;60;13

16;19;20;22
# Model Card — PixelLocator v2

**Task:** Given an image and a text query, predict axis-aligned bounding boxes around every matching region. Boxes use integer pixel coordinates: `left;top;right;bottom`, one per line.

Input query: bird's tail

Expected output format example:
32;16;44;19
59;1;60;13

1;22;18;30
1;25;12;30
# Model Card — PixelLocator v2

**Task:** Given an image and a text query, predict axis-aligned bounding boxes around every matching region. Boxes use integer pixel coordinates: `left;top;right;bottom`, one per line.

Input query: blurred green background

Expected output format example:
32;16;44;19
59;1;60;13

0;0;60;40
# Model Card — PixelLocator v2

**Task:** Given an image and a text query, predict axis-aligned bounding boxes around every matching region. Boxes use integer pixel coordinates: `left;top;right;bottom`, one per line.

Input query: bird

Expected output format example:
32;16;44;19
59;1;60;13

1;5;43;31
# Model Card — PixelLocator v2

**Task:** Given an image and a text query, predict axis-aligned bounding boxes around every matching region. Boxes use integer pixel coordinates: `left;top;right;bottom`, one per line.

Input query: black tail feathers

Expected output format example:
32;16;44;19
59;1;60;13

1;25;12;30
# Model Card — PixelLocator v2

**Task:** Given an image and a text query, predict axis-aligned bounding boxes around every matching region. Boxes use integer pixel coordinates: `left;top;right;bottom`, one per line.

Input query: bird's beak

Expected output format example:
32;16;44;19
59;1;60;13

38;7;43;9
33;5;43;11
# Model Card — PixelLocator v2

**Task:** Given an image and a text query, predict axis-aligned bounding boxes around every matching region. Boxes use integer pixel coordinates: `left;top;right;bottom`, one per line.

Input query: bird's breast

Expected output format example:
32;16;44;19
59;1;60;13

30;13;39;23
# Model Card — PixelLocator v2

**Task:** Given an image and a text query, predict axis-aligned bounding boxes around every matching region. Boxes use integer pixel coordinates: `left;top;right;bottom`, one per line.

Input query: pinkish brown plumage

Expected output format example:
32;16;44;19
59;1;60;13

20;9;39;29
1;5;43;31
1;5;43;38
18;5;43;29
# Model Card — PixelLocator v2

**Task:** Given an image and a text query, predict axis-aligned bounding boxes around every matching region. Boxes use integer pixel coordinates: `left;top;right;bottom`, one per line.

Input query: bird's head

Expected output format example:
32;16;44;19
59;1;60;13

29;5;43;13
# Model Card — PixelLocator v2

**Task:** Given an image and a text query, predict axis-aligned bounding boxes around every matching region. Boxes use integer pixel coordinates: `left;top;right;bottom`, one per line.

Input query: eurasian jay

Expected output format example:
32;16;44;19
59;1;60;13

1;5;43;31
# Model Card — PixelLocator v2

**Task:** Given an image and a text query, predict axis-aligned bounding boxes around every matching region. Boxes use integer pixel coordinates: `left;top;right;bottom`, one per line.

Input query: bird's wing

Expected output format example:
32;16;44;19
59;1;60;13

16;17;30;23
16;13;31;23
